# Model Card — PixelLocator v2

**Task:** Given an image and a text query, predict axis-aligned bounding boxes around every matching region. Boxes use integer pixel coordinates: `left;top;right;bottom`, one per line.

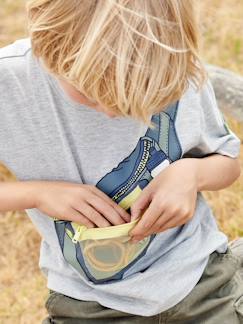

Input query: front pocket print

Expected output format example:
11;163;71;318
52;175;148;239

54;218;155;284
54;101;182;284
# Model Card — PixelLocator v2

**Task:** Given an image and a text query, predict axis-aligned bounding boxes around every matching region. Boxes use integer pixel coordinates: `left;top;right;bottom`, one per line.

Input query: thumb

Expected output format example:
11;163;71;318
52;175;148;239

130;187;152;221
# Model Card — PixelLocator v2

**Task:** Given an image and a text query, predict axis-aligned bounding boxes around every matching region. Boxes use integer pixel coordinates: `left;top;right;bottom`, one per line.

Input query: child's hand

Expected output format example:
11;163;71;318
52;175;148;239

129;159;199;242
33;181;131;228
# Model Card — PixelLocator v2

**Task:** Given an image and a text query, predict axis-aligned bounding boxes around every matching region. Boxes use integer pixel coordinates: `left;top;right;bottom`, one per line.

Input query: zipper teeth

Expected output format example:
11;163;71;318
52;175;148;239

112;140;152;201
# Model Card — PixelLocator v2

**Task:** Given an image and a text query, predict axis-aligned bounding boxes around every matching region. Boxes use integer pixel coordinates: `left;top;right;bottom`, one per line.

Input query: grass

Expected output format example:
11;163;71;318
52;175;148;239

200;0;243;75
0;1;242;323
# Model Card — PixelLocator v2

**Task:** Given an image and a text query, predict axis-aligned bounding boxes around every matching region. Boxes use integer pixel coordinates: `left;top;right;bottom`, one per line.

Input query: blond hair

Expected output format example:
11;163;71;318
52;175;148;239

26;0;207;128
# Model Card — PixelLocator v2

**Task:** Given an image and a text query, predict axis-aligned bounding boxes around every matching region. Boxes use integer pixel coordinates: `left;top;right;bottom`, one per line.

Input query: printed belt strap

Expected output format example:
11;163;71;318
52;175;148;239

54;101;182;284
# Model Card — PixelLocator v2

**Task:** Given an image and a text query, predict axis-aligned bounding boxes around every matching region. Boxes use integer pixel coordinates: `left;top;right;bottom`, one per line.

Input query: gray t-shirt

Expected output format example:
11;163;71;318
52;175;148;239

0;38;241;316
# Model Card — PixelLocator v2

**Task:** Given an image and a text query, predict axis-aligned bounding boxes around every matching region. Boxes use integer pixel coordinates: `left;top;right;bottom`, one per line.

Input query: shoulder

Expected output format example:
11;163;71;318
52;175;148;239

169;77;218;156
178;77;215;111
0;38;31;60
0;38;31;79
175;77;220;128
0;38;36;104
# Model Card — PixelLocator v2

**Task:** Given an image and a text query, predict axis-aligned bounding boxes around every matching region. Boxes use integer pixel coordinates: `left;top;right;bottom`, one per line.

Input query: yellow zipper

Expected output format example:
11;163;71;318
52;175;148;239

72;225;87;243
71;218;140;243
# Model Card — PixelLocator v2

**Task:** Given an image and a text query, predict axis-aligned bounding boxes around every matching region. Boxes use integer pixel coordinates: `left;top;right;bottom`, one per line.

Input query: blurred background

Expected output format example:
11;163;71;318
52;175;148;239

0;1;242;323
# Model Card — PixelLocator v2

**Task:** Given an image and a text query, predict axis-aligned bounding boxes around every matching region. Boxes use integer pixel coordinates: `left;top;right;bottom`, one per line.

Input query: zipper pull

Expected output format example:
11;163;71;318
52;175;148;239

72;225;87;244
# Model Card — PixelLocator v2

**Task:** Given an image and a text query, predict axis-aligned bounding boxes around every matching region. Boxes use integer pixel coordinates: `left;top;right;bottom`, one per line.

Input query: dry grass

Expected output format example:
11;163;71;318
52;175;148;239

200;0;243;75
0;1;242;323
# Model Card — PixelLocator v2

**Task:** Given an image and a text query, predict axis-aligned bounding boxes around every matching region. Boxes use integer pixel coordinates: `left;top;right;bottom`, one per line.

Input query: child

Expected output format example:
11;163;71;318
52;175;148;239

0;0;242;323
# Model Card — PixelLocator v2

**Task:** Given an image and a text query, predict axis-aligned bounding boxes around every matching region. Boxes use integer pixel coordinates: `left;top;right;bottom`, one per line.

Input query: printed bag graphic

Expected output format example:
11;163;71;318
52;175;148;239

54;101;182;284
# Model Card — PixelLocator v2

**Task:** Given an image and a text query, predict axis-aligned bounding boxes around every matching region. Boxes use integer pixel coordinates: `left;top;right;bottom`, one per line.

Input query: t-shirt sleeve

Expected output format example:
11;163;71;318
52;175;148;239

183;78;241;159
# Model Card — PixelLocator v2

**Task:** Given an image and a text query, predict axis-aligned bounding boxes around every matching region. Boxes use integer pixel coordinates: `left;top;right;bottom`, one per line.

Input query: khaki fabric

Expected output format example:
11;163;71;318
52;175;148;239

42;241;243;324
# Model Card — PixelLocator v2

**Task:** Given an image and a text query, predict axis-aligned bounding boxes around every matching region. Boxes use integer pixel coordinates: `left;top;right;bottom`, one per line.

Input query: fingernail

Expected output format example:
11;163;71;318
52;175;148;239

131;236;143;243
131;211;140;221
131;239;139;243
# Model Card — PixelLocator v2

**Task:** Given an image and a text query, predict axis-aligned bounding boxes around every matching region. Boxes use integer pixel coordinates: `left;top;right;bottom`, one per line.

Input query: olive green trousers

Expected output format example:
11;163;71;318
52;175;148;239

42;240;243;324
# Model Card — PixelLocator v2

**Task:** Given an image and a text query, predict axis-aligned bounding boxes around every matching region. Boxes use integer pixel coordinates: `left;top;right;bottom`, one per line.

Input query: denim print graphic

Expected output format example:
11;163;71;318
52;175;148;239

54;101;182;284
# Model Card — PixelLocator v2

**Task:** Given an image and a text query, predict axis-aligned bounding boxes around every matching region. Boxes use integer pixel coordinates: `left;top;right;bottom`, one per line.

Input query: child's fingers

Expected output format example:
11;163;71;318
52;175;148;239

64;208;95;228
154;212;176;230
73;200;111;227
141;211;174;237
87;185;116;205
86;195;127;226
88;185;131;222
113;203;131;223
157;215;188;233
129;202;163;237
130;186;152;221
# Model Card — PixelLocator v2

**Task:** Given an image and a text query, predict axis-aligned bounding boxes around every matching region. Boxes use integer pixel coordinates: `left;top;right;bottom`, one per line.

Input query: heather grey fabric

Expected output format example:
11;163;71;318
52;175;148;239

42;244;243;323
0;38;241;316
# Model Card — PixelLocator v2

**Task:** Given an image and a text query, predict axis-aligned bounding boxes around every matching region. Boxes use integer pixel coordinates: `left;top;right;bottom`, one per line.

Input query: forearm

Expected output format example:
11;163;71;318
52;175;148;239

0;180;38;212
193;154;241;191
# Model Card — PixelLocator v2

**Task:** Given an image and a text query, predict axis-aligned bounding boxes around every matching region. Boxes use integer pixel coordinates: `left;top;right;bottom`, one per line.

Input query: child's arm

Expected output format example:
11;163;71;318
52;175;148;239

0;180;130;226
0;181;37;212
129;154;240;242
130;79;241;242
194;154;241;191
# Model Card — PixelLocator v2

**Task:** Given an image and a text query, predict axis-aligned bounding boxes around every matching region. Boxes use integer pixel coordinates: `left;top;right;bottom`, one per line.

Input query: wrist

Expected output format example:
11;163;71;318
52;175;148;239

0;180;42;212
175;158;202;192
22;180;42;209
186;158;205;192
